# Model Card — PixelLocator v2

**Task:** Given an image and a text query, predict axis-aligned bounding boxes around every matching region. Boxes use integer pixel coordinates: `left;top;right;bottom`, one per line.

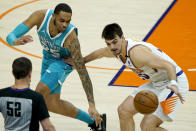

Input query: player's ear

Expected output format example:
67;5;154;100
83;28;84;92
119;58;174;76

52;13;56;18
28;71;32;79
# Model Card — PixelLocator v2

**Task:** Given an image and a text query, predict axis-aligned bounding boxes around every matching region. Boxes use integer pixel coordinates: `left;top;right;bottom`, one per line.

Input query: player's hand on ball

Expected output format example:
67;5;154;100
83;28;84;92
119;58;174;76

166;85;184;104
14;35;33;45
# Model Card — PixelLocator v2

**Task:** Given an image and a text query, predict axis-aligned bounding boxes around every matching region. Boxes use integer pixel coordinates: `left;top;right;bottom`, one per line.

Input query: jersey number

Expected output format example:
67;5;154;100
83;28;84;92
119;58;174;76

7;101;21;117
138;73;150;80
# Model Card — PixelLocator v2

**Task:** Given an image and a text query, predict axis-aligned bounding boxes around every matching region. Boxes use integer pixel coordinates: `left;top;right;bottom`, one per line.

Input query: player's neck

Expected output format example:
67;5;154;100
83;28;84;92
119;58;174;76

13;79;30;89
119;40;127;58
49;18;59;37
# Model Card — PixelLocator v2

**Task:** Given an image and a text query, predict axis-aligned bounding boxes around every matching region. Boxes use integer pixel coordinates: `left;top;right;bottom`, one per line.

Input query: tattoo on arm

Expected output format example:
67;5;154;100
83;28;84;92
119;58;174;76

67;35;95;104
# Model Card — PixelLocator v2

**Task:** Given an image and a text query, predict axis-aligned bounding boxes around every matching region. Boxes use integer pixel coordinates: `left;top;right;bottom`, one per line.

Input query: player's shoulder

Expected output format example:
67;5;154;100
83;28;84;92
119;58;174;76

63;29;78;46
22;90;44;103
129;43;151;54
26;9;49;27
0;87;9;90
32;9;48;19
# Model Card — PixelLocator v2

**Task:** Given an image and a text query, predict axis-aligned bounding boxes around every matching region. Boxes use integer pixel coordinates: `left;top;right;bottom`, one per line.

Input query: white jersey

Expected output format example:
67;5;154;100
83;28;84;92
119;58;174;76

117;39;188;122
117;38;182;83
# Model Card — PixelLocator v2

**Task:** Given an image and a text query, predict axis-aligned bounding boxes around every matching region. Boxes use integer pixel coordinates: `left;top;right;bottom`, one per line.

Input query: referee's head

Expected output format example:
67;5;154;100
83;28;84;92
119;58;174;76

12;57;32;80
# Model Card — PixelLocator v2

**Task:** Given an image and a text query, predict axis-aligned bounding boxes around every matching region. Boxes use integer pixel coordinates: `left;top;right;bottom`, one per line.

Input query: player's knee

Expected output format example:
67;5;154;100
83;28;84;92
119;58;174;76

140;120;156;131
140;123;152;131
35;82;50;95
117;104;134;119
117;105;124;119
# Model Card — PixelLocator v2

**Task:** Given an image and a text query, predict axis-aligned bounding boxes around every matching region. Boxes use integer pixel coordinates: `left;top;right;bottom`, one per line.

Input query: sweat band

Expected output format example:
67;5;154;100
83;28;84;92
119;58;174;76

76;109;95;125
6;23;30;46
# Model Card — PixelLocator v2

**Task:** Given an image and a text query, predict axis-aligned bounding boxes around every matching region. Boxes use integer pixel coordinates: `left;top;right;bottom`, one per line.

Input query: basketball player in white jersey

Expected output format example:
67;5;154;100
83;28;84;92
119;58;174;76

82;23;189;131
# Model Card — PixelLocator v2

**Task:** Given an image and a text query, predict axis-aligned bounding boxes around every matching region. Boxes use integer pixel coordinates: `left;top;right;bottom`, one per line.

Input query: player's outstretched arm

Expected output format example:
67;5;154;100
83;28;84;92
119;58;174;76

84;47;115;63
62;47;114;67
6;10;45;46
64;31;101;126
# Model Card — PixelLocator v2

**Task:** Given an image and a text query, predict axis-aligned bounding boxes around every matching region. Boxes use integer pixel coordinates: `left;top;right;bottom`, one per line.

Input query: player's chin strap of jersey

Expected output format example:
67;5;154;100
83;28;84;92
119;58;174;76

6;23;30;46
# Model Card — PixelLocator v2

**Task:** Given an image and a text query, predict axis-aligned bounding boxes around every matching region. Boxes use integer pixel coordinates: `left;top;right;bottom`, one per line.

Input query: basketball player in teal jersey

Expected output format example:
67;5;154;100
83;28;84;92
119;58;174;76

6;3;106;131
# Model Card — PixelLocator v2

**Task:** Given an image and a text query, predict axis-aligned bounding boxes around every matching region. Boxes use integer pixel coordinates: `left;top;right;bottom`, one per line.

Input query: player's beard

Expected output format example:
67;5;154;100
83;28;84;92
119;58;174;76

117;40;123;56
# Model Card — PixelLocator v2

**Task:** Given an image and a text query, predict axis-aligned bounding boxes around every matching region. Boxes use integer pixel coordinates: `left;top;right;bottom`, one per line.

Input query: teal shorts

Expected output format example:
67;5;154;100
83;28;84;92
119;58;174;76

40;58;73;94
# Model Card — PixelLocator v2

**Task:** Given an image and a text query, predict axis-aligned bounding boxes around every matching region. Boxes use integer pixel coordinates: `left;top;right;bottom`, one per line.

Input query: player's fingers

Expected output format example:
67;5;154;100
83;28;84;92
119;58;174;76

180;97;184;104
166;86;171;90
23;35;33;42
25;37;33;42
62;58;74;65
19;39;26;45
94;113;101;126
25;35;33;39
178;93;184;104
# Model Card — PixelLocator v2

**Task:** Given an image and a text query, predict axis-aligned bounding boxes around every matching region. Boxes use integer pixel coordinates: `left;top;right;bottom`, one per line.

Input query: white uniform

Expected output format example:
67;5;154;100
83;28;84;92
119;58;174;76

117;38;189;121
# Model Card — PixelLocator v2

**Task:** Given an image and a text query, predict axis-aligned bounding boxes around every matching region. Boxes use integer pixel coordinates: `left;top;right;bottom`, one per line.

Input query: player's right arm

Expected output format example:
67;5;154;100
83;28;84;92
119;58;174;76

63;47;114;67
84;47;115;63
6;10;46;46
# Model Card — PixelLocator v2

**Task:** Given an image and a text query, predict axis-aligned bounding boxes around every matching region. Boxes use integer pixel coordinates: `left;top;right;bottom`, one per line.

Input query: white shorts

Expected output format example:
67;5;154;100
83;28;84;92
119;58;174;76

131;72;189;122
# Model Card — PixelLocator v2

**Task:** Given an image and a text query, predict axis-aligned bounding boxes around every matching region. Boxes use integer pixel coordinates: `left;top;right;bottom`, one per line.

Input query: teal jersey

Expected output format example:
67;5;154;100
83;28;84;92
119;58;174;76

37;9;78;59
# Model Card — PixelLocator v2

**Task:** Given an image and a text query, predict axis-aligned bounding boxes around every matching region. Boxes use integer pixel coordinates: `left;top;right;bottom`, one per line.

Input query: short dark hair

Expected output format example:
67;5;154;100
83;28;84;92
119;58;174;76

54;3;72;14
12;57;32;79
102;23;123;40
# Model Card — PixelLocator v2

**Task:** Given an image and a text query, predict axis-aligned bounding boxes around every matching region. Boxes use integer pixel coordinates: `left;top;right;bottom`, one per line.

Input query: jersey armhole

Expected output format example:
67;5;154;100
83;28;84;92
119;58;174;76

128;44;144;68
37;9;50;32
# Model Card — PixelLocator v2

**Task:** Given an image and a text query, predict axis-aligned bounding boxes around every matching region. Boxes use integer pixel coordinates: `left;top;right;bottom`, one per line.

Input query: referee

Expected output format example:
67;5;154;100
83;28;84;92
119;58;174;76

0;57;55;131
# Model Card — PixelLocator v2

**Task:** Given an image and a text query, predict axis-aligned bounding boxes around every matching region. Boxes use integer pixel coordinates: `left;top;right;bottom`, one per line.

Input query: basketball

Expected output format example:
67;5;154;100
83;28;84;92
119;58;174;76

134;90;159;114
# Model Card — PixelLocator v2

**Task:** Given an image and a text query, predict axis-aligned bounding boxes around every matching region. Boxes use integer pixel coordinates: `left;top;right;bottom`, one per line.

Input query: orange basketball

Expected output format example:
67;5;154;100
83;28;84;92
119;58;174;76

134;90;159;114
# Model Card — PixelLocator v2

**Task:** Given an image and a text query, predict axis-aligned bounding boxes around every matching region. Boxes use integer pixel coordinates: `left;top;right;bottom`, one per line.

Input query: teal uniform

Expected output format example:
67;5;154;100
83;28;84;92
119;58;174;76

37;9;78;94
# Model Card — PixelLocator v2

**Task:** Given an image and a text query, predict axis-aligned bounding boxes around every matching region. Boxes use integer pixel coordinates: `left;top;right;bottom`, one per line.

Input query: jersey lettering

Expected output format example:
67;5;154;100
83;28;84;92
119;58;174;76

7;101;21;117
130;68;150;80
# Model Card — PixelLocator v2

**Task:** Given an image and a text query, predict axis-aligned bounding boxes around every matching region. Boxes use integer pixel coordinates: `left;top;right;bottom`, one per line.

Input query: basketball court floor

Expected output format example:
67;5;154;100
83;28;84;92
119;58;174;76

0;0;196;130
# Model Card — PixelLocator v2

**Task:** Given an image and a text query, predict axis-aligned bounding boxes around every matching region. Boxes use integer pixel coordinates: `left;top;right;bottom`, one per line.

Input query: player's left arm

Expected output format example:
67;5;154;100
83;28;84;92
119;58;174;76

130;45;184;103
64;30;101;126
64;31;95;104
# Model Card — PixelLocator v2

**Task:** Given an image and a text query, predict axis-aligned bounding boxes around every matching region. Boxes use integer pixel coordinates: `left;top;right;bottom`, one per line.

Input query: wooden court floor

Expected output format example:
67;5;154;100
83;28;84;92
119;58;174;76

0;0;196;130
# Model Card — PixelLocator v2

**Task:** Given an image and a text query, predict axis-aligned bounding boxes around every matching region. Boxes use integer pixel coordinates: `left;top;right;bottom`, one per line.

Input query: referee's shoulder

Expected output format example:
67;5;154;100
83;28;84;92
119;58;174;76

28;89;44;98
0;87;11;93
0;87;13;98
